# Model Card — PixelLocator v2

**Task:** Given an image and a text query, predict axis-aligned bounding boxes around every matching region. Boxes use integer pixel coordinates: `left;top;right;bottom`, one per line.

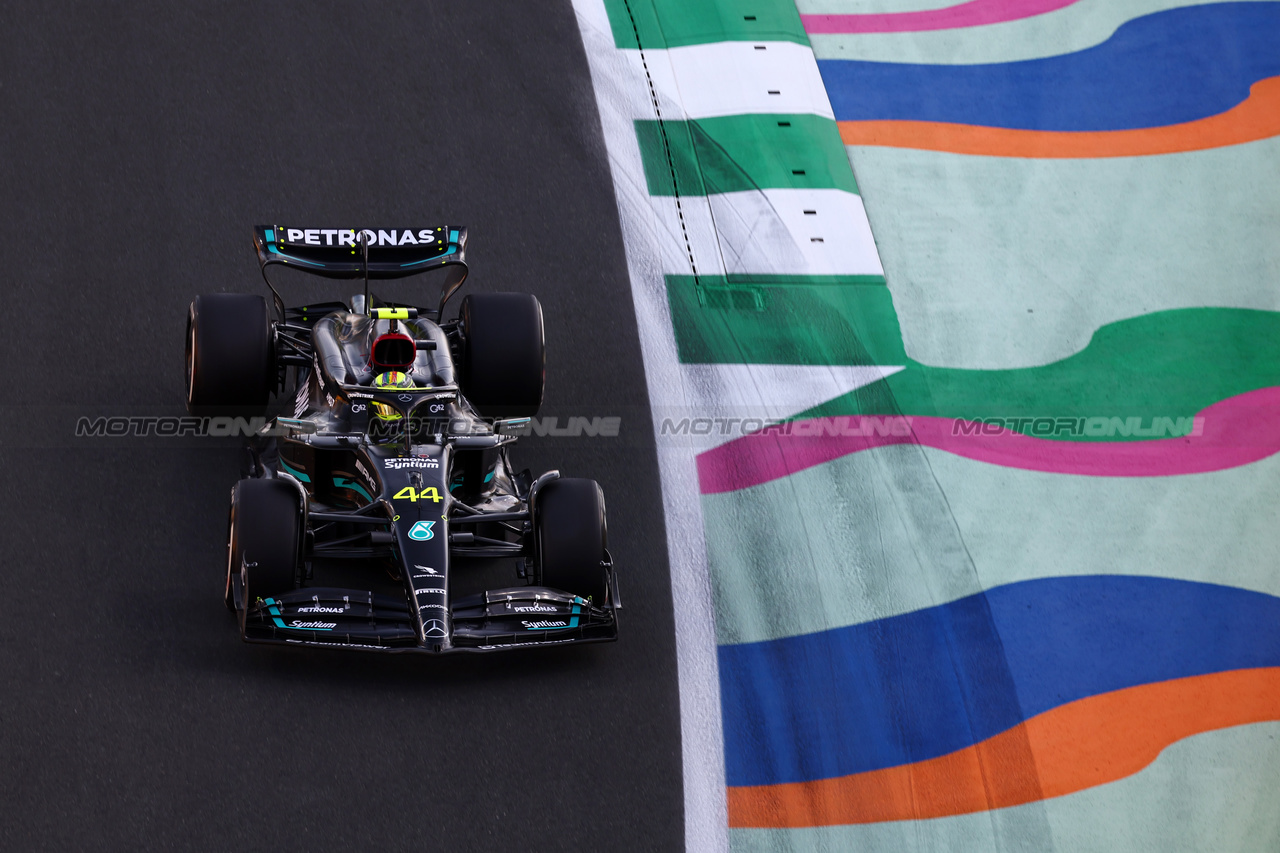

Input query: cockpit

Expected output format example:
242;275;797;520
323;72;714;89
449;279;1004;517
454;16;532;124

311;304;455;390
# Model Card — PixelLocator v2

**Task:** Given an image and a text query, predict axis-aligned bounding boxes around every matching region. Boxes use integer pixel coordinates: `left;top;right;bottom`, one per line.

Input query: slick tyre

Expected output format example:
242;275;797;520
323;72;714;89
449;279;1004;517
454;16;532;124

458;293;544;418
226;478;301;611
187;294;273;413
536;478;609;604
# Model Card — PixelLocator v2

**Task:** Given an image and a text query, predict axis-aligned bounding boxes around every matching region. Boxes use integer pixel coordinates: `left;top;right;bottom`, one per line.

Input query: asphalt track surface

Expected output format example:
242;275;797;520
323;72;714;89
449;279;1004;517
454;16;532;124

0;3;683;850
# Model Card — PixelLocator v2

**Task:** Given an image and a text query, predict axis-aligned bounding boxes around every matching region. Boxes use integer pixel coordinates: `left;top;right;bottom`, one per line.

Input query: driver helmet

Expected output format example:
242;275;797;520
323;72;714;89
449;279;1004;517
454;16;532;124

371;371;414;421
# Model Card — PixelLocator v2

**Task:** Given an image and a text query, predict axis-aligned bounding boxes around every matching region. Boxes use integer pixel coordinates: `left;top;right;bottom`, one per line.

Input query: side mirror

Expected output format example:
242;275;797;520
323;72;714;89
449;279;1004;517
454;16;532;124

494;417;532;436
274;417;318;436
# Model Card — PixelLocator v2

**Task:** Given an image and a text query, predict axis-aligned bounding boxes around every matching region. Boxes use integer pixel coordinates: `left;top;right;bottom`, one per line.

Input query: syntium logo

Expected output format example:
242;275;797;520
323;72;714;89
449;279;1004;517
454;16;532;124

382;457;439;470
522;620;568;630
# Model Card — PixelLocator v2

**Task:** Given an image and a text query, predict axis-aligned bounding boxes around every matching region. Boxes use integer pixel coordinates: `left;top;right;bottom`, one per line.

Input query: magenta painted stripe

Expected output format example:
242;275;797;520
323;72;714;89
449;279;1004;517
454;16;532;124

801;0;1081;34
697;386;1280;494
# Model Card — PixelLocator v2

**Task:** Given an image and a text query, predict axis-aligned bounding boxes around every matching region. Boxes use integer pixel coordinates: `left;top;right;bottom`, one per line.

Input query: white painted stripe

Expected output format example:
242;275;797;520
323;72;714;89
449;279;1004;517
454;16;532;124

586;45;881;278
632;189;880;275
709;189;883;276
644;189;883;277
569;6;833;123
572;2;729;850
645;41;836;120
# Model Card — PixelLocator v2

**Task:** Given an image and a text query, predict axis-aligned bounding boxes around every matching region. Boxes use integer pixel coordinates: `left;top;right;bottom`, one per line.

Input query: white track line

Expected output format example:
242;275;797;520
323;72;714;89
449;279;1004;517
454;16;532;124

572;3;730;850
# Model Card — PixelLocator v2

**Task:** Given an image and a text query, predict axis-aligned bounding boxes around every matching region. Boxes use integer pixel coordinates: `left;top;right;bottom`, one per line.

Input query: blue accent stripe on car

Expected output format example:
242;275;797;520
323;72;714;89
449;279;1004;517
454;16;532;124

266;244;326;267
280;460;311;483
332;476;372;501
264;599;332;631
400;246;456;266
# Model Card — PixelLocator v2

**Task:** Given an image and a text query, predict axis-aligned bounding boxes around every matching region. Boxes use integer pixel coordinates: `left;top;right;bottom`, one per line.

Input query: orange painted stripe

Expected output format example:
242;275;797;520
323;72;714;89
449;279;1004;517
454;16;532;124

837;76;1280;158
728;666;1280;828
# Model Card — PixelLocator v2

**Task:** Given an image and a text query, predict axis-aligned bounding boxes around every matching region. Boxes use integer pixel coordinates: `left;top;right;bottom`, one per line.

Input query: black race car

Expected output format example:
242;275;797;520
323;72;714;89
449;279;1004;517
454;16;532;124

185;226;618;653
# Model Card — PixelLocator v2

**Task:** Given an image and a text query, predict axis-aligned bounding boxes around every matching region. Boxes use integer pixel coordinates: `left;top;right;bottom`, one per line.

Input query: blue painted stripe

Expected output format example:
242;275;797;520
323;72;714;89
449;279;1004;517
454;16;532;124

819;3;1280;131
719;575;1280;787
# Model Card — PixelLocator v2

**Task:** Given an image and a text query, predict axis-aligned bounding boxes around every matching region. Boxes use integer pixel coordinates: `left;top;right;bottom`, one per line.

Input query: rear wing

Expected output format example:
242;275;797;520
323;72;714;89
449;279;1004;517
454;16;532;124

253;225;469;318
254;226;467;279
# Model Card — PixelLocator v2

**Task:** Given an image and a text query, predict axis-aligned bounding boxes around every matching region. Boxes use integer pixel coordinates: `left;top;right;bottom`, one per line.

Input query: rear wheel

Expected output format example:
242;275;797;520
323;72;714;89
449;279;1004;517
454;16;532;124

187;294;274;413
458;292;544;418
536;478;608;603
225;478;301;611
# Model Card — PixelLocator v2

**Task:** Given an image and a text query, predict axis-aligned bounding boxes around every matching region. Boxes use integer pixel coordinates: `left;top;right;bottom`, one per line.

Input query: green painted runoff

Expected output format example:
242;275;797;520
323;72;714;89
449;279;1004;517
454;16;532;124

666;274;902;365
635;114;859;196
602;0;809;49
667;274;1280;441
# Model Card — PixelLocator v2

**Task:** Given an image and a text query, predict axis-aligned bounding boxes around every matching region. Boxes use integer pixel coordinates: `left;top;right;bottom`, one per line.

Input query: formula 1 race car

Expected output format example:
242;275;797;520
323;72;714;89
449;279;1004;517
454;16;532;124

185;226;618;653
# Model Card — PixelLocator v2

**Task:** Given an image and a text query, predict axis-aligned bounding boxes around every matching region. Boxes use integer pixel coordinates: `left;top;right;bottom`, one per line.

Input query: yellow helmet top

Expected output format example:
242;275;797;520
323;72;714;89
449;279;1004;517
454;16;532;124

371;371;414;421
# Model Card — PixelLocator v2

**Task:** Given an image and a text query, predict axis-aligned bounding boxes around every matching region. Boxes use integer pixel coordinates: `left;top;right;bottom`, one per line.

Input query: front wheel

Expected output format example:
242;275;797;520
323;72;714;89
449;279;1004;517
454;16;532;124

225;478;302;611
536;478;609;603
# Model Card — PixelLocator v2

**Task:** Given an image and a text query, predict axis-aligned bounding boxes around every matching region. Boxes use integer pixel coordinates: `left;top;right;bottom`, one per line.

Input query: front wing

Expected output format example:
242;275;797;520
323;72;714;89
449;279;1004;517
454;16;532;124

240;584;619;653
